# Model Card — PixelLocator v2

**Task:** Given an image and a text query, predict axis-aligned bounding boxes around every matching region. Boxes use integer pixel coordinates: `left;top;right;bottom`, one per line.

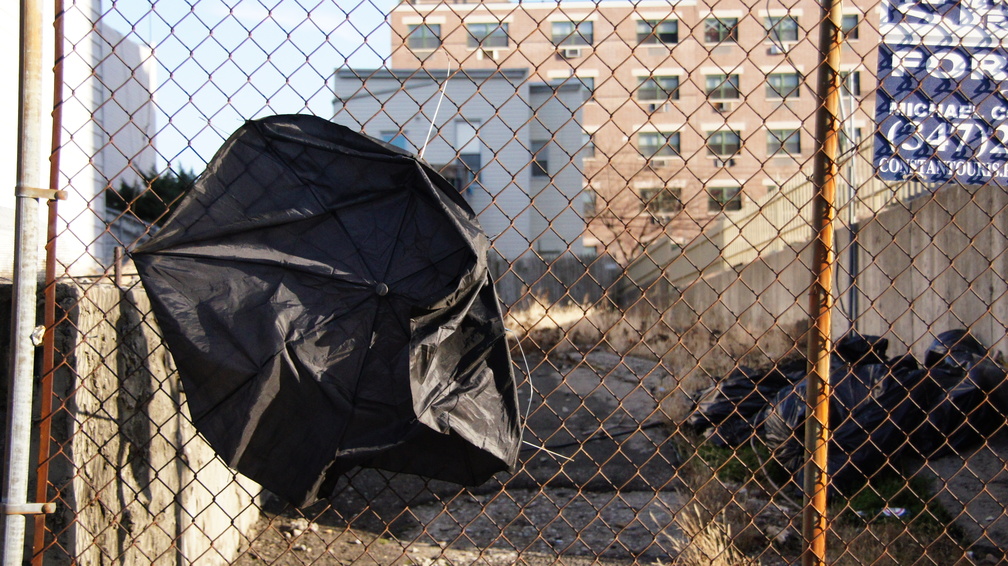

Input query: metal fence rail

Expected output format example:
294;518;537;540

4;0;1008;564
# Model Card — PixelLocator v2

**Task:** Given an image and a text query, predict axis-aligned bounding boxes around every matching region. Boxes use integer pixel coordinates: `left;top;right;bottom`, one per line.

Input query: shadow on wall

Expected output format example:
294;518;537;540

0;281;260;566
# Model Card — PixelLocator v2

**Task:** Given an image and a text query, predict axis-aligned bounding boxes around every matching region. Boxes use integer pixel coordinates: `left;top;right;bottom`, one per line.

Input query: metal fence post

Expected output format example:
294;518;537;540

2;0;46;563
802;0;845;562
30;0;66;562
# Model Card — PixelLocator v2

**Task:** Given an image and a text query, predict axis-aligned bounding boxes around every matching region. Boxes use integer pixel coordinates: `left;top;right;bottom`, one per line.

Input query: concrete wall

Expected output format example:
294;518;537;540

855;182;1008;359
636;182;1008;422
2;282;259;565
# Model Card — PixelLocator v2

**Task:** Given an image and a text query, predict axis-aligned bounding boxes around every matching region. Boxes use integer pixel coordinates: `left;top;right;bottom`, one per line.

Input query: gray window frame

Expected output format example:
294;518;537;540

552;21;594;46
704;17;738;44
406;23;441;50
705;74;741;100
466;22;509;48
636;75;680;101
707;130;742;156
766;72;802;99
637;19;679;44
638;131;681;157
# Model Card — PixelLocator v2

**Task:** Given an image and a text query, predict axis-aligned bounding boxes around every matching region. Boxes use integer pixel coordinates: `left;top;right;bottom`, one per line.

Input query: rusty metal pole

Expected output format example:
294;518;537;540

3;0;46;563
802;0;844;562
31;0;66;563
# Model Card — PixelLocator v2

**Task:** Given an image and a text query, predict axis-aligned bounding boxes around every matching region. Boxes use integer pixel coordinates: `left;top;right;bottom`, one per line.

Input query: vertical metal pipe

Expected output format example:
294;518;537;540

802;0;844;562
31;0;65;563
3;0;45;564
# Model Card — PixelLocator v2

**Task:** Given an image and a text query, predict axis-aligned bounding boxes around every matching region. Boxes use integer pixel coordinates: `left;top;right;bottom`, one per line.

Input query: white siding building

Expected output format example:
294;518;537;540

333;68;588;261
2;1;156;279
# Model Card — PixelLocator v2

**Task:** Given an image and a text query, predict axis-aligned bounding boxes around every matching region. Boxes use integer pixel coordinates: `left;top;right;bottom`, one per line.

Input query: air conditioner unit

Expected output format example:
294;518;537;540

713;157;737;167
558;47;582;59
476;48;500;61
648;158;670;168
647;102;670;113
712;101;733;113
767;43;790;55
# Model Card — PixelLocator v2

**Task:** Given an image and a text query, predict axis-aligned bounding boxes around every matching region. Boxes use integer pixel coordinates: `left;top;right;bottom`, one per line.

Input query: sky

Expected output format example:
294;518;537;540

102;0;397;170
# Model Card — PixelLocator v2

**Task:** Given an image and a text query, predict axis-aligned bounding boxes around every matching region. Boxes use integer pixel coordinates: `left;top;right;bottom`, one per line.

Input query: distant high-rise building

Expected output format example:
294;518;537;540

2;1;156;278
388;0;877;263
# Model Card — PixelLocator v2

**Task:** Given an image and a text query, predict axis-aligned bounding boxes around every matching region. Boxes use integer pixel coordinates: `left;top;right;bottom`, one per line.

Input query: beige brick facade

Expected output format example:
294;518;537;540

388;0;878;263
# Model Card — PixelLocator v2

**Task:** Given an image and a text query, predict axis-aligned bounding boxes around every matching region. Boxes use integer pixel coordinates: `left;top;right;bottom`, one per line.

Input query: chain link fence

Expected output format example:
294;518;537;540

3;0;1008;564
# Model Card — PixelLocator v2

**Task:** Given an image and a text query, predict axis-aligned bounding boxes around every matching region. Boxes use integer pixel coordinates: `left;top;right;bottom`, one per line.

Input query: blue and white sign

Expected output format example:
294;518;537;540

874;0;1008;184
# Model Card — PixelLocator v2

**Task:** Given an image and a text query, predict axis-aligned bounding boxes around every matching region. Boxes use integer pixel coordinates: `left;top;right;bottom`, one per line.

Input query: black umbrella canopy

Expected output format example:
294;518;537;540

133;114;520;506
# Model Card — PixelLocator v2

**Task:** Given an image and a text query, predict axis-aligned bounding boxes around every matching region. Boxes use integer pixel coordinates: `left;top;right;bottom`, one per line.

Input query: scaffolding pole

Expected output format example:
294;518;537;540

2;0;47;564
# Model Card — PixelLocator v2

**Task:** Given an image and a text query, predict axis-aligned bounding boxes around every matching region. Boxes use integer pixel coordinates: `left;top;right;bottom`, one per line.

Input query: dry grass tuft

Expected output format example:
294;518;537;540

505;298;612;355
668;503;756;566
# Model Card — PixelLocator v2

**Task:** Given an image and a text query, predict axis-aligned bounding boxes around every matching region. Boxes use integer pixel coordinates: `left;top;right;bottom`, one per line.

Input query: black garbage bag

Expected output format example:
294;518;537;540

775;330;1007;494
133;115;521;506
685;365;799;446
924;329;986;371
909;359;1008;458
830;361;930;492
762;362;892;473
835;333;890;366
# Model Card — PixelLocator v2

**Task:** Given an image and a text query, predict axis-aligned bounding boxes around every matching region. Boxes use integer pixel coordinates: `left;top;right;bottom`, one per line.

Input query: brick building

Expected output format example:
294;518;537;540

388;0;878;263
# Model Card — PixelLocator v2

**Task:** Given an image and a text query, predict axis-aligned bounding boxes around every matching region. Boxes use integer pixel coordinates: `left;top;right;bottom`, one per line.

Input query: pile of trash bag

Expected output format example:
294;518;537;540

685;330;1008;493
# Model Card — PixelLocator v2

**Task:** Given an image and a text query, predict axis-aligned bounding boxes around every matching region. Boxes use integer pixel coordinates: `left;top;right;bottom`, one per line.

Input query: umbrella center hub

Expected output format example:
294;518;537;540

376;283;389;296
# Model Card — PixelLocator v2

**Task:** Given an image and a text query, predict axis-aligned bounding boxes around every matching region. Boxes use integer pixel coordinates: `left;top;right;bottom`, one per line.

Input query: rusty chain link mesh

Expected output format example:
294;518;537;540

16;0;1008;564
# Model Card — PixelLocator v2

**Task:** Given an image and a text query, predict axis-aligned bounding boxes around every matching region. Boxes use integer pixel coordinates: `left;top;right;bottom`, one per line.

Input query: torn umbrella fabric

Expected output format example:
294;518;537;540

133;114;520;506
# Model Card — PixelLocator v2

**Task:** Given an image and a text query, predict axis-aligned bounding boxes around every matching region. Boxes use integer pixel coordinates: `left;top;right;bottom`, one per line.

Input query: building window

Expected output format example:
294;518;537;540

467;22;509;48
582;188;597;216
636;75;680;101
708;186;742;211
380;131;408;150
707;130;742;156
841;126;863;150
767;128;801;155
704;17;738;43
577;76;595;97
458;152;481;186
552;21;593;46
640;186;683;214
705;74;741;100
766;72;802;99
638;132;681;157
841;14;859;40
765;16;799;43
840;71;861;96
637;19;678;44
583;131;596;158
531;140;549;177
407;24;441;50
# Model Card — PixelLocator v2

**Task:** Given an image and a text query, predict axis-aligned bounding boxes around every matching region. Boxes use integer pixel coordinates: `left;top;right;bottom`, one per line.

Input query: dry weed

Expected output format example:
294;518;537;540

504;298;612;355
668;503;756;566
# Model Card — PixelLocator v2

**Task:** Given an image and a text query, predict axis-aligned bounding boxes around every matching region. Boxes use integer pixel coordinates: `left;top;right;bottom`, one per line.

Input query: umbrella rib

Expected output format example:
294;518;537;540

139;195;392;257
185;288;378;431
385;245;473;289
331;299;384;457
376;183;415;284
144;251;375;288
260;136;384;284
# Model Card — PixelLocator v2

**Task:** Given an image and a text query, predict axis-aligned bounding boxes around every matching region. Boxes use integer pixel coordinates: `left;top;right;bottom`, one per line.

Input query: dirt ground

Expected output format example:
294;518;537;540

233;352;685;565
231;350;1008;565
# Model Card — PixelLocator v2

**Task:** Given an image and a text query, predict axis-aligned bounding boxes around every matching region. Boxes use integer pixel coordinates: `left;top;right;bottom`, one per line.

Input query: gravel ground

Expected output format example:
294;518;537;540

230;349;1008;565
233;352;686;565
235;488;682;565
